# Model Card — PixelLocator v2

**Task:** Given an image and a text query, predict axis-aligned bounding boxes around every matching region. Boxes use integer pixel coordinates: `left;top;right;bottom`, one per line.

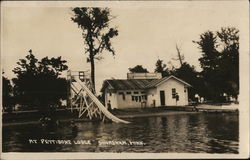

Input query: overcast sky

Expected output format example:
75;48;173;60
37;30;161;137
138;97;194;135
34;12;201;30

1;1;249;93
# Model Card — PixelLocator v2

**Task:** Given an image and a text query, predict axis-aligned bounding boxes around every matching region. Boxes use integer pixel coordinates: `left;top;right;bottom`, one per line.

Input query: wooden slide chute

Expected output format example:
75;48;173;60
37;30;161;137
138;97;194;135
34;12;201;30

67;70;130;124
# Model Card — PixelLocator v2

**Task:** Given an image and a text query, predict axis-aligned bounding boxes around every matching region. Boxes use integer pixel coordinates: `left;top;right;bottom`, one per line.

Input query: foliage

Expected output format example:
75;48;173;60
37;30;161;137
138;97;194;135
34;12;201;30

171;62;204;100
217;27;239;98
12;50;68;111
2;76;14;111
194;27;239;101
129;65;149;73
71;7;118;92
154;59;170;77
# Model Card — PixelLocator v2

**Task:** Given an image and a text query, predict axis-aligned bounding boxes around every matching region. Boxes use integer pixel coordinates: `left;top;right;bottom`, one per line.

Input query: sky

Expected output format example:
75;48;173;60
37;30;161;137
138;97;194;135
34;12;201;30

1;1;249;94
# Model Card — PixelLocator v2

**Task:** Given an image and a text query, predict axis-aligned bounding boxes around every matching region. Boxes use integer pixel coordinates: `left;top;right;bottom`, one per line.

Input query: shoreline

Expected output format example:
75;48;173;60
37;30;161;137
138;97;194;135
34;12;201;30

2;104;238;127
2;111;199;127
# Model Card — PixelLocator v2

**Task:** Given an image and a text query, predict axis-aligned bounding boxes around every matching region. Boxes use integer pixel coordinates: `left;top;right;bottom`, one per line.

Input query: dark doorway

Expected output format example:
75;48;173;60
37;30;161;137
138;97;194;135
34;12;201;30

160;90;165;106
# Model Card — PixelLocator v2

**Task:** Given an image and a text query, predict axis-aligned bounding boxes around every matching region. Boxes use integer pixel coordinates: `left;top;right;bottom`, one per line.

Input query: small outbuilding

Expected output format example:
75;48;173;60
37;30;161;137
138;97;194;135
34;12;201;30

100;73;191;109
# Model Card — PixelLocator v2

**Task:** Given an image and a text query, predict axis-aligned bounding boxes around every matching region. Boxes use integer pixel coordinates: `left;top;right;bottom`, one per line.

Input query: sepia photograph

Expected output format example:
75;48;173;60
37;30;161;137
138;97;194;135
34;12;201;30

1;0;249;159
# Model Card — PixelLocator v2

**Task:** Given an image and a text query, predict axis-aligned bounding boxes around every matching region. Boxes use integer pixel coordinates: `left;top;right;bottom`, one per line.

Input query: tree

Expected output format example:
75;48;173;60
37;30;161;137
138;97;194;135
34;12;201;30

195;31;223;101
217;27;239;99
129;65;149;73
154;59;170;77
12;50;68;112
194;27;239;101
2;76;13;112
71;7;118;93
195;31;220;70
172;62;204;100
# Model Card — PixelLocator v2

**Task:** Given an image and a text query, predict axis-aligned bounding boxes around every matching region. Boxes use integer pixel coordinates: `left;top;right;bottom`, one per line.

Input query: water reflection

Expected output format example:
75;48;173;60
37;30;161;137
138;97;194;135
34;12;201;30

3;112;238;153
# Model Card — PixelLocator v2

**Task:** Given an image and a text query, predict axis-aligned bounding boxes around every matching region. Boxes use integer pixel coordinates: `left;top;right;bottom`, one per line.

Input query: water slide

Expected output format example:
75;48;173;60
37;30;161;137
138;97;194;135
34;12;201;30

74;78;130;124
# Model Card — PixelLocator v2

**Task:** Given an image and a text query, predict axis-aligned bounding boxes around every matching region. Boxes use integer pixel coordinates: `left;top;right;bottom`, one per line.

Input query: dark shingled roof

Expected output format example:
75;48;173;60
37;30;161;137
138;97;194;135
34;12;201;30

100;76;191;92
145;77;169;88
104;79;155;90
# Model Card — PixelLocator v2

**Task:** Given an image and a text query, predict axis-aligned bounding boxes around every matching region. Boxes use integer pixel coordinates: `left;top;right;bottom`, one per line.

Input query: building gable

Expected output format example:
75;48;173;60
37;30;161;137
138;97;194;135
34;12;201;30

146;75;191;88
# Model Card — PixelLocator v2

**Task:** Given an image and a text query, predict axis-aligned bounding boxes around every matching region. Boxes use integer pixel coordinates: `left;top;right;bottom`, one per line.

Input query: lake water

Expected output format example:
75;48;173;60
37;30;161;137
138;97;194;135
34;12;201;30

2;112;238;153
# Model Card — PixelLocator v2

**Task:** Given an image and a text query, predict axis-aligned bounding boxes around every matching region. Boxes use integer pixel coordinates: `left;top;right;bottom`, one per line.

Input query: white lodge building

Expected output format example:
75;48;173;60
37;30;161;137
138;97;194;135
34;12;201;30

100;73;191;109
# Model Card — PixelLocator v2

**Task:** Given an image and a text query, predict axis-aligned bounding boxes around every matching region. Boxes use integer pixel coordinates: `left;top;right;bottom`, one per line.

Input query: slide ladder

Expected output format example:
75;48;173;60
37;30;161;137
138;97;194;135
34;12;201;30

67;70;130;124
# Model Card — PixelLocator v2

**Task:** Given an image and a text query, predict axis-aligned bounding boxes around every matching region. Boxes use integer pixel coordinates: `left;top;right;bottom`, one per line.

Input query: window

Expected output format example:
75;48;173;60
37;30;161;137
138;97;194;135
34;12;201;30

141;95;146;100
134;91;139;94
145;95;148;100
172;88;176;94
109;92;112;96
79;71;85;81
141;91;146;94
138;96;141;102
126;92;131;94
135;96;138;102
172;88;176;98
118;92;125;100
132;96;135;101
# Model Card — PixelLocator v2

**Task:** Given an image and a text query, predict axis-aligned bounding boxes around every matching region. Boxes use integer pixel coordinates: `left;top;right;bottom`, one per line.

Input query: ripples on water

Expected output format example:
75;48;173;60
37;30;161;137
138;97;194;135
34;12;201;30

2;112;238;153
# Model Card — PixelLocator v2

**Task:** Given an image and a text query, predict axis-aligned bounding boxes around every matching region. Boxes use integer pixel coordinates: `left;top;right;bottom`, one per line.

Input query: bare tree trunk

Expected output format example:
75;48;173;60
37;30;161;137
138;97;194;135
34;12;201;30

176;44;183;67
90;54;95;93
88;30;96;94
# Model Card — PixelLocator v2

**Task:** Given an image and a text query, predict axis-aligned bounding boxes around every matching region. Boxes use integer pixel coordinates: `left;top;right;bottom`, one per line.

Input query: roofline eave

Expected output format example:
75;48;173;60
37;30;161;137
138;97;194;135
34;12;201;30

154;75;192;88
